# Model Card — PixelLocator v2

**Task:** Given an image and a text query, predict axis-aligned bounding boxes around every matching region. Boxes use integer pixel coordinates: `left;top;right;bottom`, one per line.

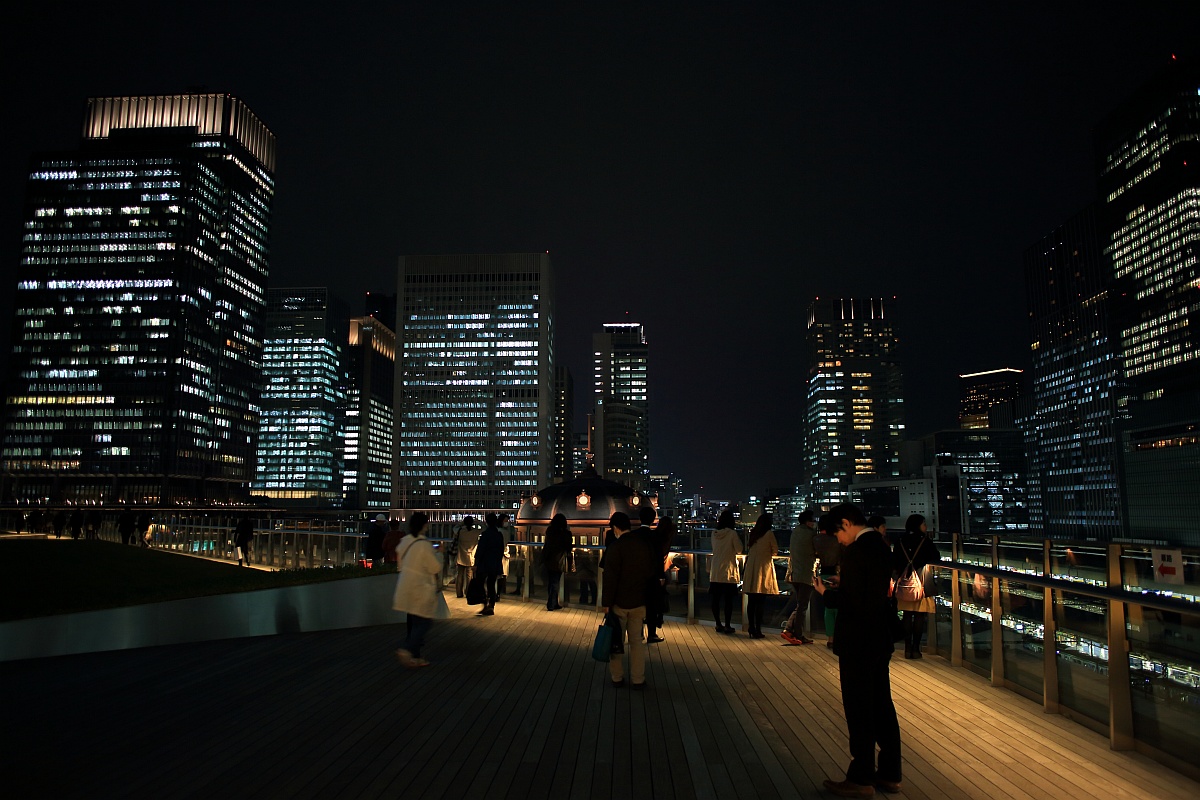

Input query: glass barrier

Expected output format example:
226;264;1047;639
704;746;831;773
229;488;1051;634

932;566;954;657
1049;543;1107;588
1120;546;1200;604
958;569;993;673
1127;602;1200;764
998;538;1043;577
957;535;992;568
999;577;1045;697
1054;588;1109;726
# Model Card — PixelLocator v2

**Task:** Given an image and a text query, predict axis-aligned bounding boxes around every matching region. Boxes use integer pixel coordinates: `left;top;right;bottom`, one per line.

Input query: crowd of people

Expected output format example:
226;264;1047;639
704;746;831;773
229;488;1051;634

385;501;940;796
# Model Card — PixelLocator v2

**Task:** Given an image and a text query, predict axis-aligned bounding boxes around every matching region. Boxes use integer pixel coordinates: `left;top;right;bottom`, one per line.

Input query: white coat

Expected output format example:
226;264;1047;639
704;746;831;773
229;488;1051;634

392;534;443;619
710;527;743;584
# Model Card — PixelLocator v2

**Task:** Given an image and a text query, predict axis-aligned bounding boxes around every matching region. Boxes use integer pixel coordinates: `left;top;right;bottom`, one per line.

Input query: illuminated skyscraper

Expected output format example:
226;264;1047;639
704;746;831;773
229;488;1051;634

1023;207;1122;539
1096;57;1200;544
592;322;649;490
394;254;554;510
553;364;574;482
803;297;904;506
2;94;275;504
959;368;1023;429
344;298;396;510
253;288;346;506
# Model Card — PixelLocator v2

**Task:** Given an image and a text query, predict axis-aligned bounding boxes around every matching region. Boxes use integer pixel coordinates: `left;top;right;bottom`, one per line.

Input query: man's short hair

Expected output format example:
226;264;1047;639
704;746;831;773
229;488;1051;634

824;503;868;531
610;512;631;532
638;506;657;526
798;508;815;525
866;515;887;530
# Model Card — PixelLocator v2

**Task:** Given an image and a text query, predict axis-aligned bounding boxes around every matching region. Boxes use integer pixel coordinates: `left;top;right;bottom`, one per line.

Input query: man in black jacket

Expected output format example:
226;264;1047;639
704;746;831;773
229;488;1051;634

601;512;658;689
813;503;902;797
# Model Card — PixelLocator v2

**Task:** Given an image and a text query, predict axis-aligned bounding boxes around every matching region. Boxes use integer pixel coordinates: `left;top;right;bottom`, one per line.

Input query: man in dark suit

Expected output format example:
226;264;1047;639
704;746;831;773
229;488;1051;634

601;511;658;688
813;503;902;798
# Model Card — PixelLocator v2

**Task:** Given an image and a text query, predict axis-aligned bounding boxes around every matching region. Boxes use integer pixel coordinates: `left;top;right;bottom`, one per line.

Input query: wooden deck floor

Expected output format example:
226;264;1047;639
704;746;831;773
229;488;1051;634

4;594;1196;800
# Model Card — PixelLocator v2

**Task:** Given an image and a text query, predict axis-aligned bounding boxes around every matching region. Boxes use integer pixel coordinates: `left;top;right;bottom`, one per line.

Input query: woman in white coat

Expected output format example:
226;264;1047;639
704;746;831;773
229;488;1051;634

741;513;780;639
709;507;743;634
393;512;443;667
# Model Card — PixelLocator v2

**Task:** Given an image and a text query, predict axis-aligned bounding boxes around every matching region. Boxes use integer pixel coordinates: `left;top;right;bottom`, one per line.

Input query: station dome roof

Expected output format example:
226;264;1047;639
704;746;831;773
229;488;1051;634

515;468;652;528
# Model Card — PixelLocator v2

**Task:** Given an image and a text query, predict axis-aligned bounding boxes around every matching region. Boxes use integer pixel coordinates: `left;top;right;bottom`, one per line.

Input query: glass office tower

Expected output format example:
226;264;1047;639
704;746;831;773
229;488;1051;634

394;254;554;510
803;297;904;506
1023;206;1122;539
959;368;1023;429
593;322;650;491
344;307;396;510
1097;57;1200;545
553;364;574;482
2;94;275;504
253;288;346;507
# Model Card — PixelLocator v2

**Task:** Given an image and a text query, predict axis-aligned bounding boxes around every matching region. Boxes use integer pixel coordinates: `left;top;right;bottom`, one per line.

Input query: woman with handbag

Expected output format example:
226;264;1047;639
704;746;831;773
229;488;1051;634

892;514;941;659
393;512;445;668
542;513;573;611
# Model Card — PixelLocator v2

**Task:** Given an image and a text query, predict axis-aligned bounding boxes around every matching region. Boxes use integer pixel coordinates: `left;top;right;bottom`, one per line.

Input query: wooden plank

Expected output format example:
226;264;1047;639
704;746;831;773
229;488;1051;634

3;597;1199;800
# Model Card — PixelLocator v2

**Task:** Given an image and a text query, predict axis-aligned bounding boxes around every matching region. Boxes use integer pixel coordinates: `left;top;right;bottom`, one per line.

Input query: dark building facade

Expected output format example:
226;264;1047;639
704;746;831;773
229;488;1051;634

1023;206;1122;539
959;368;1024;429
593;322;650;491
1096;57;1200;546
553;364;574;482
2;94;275;504
803;297;904;506
344;300;396;510
252;288;346;506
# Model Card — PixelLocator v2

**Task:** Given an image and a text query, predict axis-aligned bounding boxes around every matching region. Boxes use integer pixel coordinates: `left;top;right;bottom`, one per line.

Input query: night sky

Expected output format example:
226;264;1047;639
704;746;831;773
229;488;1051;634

3;3;1197;501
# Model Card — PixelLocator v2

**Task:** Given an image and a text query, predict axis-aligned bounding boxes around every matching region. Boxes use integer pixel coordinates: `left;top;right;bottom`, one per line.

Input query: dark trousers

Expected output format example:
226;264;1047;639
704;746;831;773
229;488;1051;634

710;581;737;626
482;571;500;608
577;579;597;605
545;569;564;609
404;614;431;659
746;593;766;634
838;653;902;785
902;611;928;654
786;582;813;634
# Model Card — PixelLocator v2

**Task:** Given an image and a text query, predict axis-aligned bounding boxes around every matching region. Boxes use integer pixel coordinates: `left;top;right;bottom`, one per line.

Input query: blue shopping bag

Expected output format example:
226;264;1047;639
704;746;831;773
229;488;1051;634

591;622;614;662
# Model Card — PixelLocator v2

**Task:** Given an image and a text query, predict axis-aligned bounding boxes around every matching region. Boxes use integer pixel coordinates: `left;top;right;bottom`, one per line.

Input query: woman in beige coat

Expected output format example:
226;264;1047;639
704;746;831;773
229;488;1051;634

709;508;743;633
393;512;443;667
741;513;779;639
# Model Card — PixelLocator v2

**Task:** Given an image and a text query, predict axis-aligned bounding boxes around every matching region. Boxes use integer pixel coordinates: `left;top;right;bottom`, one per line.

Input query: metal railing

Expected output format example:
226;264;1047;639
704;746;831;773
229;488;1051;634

4;508;1196;780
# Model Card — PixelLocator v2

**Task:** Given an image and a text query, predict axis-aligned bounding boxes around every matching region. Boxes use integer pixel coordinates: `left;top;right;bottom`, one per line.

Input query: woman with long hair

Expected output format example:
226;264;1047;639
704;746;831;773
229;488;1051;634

393;512;442;667
892;514;941;658
542;513;573;610
741;513;779;639
709;508;742;633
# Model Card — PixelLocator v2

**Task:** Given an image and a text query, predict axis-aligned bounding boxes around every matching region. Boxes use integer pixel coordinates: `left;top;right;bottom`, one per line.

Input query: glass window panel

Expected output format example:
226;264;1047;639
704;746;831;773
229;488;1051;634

1054;588;1109;726
1000;578;1045;696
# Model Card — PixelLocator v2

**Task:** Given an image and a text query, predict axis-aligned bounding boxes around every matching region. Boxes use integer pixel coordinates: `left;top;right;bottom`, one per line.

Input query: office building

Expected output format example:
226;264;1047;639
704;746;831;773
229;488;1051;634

394;254;554;510
1096;57;1200;545
803;297;904;506
1023;207;1122;539
593;322;650;490
252;288;346;506
343;295;396;510
2;93;275;504
925;429;1030;535
959;369;1024;429
553;364;574;482
850;465;966;538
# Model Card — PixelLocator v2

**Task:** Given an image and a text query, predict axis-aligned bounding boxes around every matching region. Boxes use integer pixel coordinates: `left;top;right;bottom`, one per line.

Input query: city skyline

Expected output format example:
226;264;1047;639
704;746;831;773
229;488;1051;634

2;5;1198;499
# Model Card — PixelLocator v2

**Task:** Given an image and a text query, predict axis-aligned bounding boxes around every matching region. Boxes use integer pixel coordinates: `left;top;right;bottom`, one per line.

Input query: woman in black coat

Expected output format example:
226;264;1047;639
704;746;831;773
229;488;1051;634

891;514;941;659
542;514;573;611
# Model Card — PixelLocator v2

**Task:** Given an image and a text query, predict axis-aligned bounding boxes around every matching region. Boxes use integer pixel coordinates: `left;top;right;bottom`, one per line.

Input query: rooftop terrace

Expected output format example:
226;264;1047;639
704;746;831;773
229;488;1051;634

5;594;1197;800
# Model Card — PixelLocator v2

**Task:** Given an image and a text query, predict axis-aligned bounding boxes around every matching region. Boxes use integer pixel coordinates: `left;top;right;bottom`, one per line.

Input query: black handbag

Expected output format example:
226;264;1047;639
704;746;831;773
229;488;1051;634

465;574;485;605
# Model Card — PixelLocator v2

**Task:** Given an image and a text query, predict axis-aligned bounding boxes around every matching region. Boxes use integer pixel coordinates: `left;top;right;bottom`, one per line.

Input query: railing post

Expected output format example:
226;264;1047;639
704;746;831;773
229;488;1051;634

951;532;963;667
522;545;531;601
1043;538;1059;713
991;535;1004;687
687;553;695;624
1107;543;1135;750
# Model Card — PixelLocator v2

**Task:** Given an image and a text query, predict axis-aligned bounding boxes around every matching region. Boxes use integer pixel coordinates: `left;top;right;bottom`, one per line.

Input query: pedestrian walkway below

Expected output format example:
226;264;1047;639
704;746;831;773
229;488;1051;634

4;593;1196;799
